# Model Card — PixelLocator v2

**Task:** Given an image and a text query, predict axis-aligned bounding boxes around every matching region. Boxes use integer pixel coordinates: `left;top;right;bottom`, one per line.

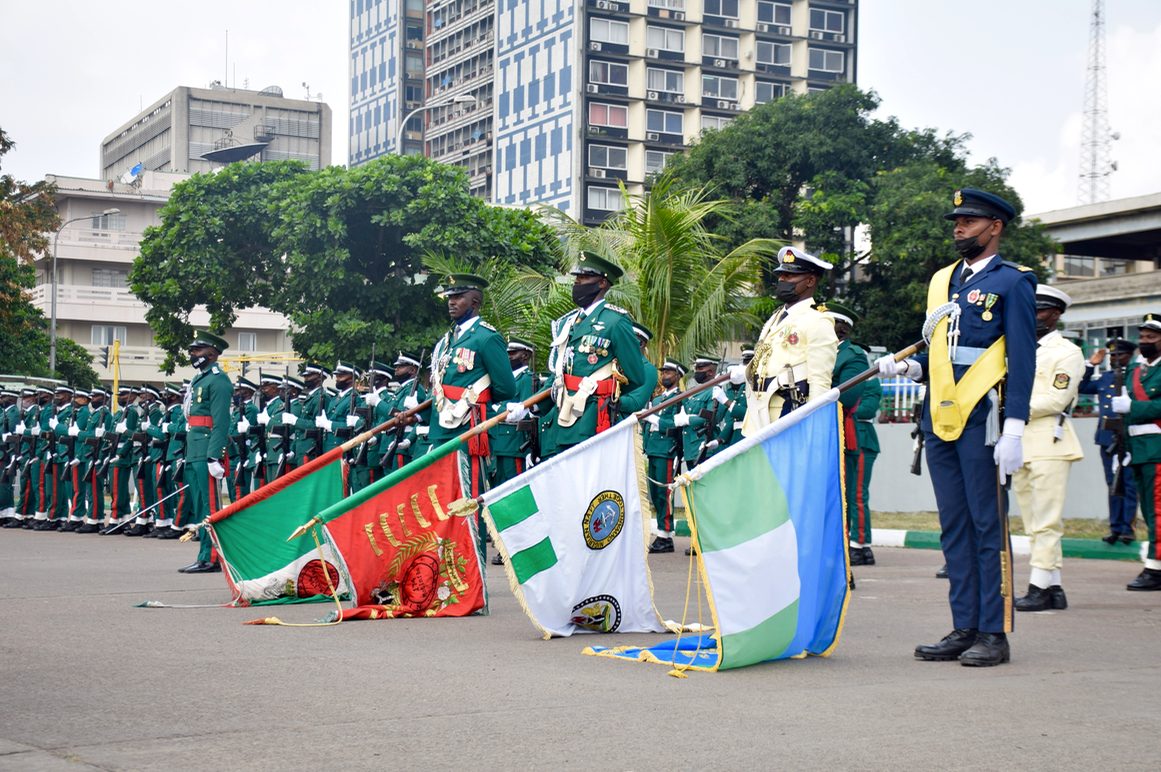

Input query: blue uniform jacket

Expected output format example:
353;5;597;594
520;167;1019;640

917;256;1038;427
1077;366;1123;449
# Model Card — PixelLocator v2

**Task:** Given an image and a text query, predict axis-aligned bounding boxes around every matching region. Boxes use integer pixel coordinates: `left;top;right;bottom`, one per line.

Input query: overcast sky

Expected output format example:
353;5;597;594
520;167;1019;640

2;0;1157;215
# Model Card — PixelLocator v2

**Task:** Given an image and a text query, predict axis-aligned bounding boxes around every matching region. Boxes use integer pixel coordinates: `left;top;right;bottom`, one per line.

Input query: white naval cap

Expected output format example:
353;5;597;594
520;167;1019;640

1035;285;1072;312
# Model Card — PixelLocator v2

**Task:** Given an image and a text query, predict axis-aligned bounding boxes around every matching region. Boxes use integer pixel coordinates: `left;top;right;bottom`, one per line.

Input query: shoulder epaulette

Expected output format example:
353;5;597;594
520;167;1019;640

479;320;498;332
603;304;630;317
1001;260;1034;273
210;365;221;374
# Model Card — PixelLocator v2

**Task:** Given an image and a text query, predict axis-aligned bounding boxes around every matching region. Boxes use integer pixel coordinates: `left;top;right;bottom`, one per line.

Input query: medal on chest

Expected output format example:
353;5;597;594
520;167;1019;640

981;293;998;322
453;347;476;373
577;334;610;361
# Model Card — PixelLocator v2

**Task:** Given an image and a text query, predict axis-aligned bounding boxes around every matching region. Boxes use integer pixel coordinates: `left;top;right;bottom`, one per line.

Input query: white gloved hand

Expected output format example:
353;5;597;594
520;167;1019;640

280;412;298;426
993;420;1024;484
643;414;661;429
68;424;80;437
1110;387;1131;415
314;415;333;431
673;410;691;428
256;411;270;426
727;364;747;386
712;385;728;405
236;420;249;433
0;433;8;442
49;417;59;430
876;354;908;377
207;458;226;479
115;422;127;434
346;415;359;427
32;426;41;436
403;393;419;410
15;422;25;433
397;438;411;451
705;439;720;452
415;425;429;437
504;402;529;424
364;391;381;408
254;452;264;464
95;427;106;438
1123;451;1132;466
68;458;80;467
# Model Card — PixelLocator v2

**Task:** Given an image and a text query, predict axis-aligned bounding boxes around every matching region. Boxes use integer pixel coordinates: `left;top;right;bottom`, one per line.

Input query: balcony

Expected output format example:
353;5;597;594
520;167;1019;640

83;344;297;385
30;284;292;330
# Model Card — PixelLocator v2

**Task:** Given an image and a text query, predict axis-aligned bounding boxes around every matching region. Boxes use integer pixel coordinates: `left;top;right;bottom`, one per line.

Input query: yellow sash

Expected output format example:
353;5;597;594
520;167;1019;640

926;263;1007;441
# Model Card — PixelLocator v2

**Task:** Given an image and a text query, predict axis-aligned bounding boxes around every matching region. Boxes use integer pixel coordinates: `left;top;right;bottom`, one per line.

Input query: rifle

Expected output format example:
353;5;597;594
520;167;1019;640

910;391;926;477
694;350;728;466
274;365;291;479
347;344;377;467
384;348;426;467
516;371;542;464
1107;364;1128;496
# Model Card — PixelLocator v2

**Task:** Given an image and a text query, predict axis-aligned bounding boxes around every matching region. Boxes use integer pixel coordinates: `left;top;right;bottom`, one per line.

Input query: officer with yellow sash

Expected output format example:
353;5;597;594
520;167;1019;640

879;188;1037;667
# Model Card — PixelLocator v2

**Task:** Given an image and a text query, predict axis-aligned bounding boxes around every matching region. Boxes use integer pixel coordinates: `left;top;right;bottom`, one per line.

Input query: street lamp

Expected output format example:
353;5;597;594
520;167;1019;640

49;207;120;374
396;94;477;154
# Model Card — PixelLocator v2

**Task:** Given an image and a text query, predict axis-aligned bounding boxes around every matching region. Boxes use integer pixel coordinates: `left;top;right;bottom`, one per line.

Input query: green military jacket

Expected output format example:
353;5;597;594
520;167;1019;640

323;387;363;452
289;387;329;460
142;403;166;463
186;364;232;462
833;340;870;414
853;377;882;454
642;387;681;459
490;367;535;458
714;382;748;449
111;404;141;467
427;316;516;446
1126;360;1161;465
77;403;110;464
262;395;288;460
19;403;40;457
51;403;76;464
163;403;186;463
547;300;654;447
393;378;430;462
679;386;717;463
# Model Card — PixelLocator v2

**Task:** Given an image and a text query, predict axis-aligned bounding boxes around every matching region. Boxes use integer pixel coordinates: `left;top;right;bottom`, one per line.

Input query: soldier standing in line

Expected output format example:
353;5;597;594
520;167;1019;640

1078;339;1139;544
256;374;289;483
4;390;39;528
61;388;91;531
103;386;141;533
178;331;233;574
1110;313;1161;591
36;385;74;531
641;361;685;554
154;384;188;539
490;338;537;489
362;361;395;483
28;387;55;529
227;378;259;501
281;365;331;469
709;345;754;454
76;388;112;533
388;352;429;469
317;362;366;490
123;385;163;535
0;389;21;525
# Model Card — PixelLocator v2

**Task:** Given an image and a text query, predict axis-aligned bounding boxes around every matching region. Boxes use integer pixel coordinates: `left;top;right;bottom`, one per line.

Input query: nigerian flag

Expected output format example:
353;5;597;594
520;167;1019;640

587;390;850;670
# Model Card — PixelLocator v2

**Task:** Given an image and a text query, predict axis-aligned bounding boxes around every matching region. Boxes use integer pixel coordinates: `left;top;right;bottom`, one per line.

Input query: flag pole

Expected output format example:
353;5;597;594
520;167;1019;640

287;388;552;540
834;340;927;393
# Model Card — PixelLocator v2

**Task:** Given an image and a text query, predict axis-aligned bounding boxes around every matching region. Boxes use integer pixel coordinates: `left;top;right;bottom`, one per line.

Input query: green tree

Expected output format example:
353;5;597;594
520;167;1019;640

0;251;51;375
0;128;59;263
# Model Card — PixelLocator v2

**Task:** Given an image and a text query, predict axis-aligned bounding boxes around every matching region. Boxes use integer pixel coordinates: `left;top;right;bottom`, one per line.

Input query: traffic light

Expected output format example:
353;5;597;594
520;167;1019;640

100;347;110;368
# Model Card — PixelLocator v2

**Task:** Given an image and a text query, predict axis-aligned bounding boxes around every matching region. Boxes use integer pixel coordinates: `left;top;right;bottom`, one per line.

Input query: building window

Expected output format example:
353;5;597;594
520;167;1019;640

704;0;739;18
237;332;257;352
645;150;674;176
646;25;685;53
588;186;624;212
91;325;127;346
757;42;791;66
648;0;685;9
809;8;846;34
808;48;845;73
755;81;788;104
90;212;126;231
591;18;630;45
588;144;628;170
700;115;733;132
758;1;791;25
91;269;128;288
702;34;739;60
646;109;684;135
647;67;684;93
588;102;629;128
405;52;423;78
589;60;628;87
702;75;739;100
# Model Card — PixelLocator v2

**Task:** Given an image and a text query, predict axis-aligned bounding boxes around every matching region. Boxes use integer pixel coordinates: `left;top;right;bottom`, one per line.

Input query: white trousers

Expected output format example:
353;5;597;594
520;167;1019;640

1013;458;1073;575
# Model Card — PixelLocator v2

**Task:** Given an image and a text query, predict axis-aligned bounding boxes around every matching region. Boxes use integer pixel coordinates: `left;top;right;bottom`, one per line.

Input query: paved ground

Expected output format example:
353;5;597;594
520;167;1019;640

1;529;1158;771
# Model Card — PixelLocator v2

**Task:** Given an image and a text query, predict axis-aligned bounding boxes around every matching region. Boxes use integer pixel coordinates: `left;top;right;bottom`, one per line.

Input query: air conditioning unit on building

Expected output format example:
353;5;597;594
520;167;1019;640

777;26;792;36
590;167;607;178
587;84;600;93
646;132;660;141
724;19;737;28
589;126;607;135
596;0;612;9
646;48;659;58
713;59;726;68
757;23;769;33
716;100;730;108
674;94;686;103
672;11;685;21
591;41;603;51
810;31;824;39
647;90;659;100
835;34;846;43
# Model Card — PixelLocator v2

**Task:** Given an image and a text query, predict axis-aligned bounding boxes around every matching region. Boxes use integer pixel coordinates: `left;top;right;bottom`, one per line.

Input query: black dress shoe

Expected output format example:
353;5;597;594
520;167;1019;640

60;521;79;532
143;527;160;538
1;518;24;528
648;536;674;554
1102;532;1119;545
123;523;149;537
849;547;868;566
1119;534;1136;545
99;523;121;535
915;629;978;661
935;563;949;579
1126;568;1161;591
684;545;698;556
76;522;100;534
156;527;183;540
1049;585;1068;609
178;561;221;574
1015;584;1052;612
490;552;504;565
959;633;1010;667
32;520;53;531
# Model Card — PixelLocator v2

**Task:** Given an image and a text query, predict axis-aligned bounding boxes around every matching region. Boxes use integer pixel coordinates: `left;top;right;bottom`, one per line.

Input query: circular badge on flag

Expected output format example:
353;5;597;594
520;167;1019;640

296;559;340;597
582;490;625;550
571;594;622;632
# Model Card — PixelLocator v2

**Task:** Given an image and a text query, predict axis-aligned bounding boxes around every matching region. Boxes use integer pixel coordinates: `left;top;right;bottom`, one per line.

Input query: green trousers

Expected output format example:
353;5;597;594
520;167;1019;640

185;460;223;563
647;455;676;534
490;455;526;488
845;450;877;545
1132;464;1160;565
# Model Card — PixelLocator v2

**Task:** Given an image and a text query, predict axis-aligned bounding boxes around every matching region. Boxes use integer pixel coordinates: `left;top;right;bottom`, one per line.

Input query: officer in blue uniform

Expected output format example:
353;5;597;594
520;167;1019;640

1077;339;1139;544
880;188;1037;667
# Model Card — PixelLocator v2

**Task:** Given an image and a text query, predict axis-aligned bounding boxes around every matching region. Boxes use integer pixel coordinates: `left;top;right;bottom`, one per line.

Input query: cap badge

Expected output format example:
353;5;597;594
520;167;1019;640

954;190;963;206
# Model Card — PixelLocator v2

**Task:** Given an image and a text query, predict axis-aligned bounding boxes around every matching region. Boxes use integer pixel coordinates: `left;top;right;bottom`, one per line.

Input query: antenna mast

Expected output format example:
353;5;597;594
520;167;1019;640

1078;0;1116;204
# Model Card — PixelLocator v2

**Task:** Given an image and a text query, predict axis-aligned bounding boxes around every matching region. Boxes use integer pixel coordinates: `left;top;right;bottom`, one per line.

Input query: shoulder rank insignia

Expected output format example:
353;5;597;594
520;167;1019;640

604;304;629;316
479;320;498;332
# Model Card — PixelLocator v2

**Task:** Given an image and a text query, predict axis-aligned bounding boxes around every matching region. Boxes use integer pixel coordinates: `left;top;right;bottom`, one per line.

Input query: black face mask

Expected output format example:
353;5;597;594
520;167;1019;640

1139;342;1159;361
661;374;679;389
775;280;801;304
189;352;208;370
572;281;603;309
693;370;711;384
1035;322;1053;338
954;225;993;260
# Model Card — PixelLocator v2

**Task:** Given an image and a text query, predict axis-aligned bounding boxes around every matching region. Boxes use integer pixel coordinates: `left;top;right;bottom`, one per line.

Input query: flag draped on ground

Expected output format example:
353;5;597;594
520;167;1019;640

482;417;667;638
586;390;850;671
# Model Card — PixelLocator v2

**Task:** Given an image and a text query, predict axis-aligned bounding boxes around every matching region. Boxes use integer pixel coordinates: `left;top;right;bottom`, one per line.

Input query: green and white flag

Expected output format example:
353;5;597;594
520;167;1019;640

482;418;667;638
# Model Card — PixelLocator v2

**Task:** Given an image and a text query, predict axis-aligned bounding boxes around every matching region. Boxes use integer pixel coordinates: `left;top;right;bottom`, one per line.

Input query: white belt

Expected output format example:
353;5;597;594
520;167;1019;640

1128;424;1161;437
733;420;743;430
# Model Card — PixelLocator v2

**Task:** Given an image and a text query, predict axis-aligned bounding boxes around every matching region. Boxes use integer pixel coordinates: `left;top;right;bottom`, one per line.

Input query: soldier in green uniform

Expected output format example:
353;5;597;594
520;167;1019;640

825;302;882;566
179;331;233;574
61;388;91;531
256;373;289;483
103;386;141;533
154;384;188;539
227;377;261;500
490;338;537;488
427;274;518;498
75;388;112;533
35;385;74;530
4;390;38;528
281;364;331;468
707;345;752;453
361;361;394;483
1110;313;1161;591
384;352;429;470
122;385;163;535
681;356;723;468
0;389;19;525
546;253;655;454
317;362;367;491
641;361;685;553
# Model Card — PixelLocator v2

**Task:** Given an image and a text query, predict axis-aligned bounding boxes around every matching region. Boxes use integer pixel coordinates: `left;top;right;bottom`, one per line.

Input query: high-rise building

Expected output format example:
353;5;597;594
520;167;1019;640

101;84;332;181
349;1;857;217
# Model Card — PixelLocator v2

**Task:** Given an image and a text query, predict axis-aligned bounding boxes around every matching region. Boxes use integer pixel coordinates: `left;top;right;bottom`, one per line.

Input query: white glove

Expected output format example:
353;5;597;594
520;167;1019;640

208;458;226;479
68;424;80;437
95;427;106;438
69;458;80;467
314;415;333;431
0;433;8;442
15;422;25;433
727;364;747;386
115;422;127;433
1123;451;1132;466
49;417;59;430
256;411;270;426
712;385;728;405
346;415;358;427
705;439;720;452
673;410;691;428
505;402;529;424
281;412;298;426
876;354;923;380
1111;387;1131;414
365;392;381;408
32;426;41;436
237;417;251;432
643;414;661;429
397;438;411;451
403;393;419;410
254;452;264;464
415;425;429;437
993;419;1025;484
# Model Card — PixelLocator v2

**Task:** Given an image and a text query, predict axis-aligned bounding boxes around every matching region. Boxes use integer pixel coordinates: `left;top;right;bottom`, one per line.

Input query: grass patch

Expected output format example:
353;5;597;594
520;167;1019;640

873;511;1146;541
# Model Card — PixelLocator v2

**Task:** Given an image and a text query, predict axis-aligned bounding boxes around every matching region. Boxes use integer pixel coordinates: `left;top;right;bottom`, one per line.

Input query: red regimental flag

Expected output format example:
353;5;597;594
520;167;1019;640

322;452;486;616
